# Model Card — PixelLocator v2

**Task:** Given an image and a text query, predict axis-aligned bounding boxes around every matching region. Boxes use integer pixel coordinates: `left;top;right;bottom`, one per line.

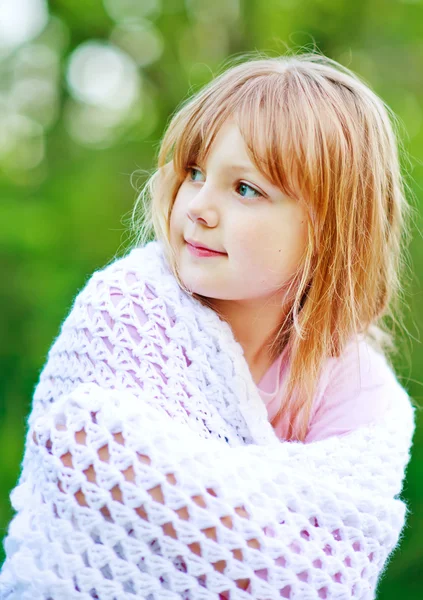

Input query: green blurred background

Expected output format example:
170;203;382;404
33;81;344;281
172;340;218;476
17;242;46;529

0;0;422;597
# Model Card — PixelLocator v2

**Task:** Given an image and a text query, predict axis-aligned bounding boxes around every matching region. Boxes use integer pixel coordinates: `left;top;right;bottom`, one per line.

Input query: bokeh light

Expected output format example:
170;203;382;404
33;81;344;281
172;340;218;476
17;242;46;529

0;0;49;54
65;41;142;146
66;41;140;111
103;0;161;23
185;0;241;23
110;20;164;67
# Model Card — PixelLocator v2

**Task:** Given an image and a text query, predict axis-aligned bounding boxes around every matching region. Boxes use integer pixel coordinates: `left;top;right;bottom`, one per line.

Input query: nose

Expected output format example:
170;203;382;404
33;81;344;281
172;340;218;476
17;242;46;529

187;183;219;227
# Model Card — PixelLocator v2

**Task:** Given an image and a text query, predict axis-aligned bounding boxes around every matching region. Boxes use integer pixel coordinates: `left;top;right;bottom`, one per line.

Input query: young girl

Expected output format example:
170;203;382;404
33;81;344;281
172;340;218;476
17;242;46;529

0;52;415;600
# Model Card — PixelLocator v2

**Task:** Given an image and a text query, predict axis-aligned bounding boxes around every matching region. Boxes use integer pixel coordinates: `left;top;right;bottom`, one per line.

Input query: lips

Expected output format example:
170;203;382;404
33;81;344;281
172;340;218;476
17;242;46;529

185;238;226;254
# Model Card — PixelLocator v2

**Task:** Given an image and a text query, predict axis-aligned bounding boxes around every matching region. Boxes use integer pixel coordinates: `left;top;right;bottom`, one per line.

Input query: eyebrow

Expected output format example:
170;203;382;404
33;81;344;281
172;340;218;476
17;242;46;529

222;163;258;174
198;161;280;194
196;161;272;185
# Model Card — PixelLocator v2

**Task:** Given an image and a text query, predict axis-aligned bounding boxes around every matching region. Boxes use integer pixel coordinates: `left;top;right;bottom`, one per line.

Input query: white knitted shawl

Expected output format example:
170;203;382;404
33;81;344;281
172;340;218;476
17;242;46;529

0;240;415;600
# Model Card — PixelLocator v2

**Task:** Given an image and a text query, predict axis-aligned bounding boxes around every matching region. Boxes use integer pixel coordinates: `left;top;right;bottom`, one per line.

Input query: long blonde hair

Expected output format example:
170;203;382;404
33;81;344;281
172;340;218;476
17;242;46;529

130;51;415;441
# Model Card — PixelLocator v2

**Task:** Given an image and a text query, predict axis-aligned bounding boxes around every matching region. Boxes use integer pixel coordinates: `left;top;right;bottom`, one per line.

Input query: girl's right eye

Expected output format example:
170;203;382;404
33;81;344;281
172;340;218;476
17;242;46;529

186;166;204;182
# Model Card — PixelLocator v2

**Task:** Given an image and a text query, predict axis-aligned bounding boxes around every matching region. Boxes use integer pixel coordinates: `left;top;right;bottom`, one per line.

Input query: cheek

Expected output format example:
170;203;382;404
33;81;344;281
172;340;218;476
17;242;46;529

170;185;192;226
169;205;177;236
282;220;309;274
243;214;308;272
169;195;184;239
229;226;277;277
294;216;309;252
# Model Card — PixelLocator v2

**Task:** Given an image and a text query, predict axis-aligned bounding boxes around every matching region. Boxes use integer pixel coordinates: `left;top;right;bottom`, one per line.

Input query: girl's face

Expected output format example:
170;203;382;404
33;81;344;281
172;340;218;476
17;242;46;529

169;119;309;306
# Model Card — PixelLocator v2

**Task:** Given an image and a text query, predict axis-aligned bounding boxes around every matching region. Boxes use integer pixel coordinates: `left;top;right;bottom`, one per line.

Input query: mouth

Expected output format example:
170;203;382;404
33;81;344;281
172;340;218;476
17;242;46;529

185;240;227;258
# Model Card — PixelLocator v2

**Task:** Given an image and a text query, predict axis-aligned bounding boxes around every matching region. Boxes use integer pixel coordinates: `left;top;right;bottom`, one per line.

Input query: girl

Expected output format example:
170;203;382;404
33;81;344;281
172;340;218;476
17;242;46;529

0;52;415;599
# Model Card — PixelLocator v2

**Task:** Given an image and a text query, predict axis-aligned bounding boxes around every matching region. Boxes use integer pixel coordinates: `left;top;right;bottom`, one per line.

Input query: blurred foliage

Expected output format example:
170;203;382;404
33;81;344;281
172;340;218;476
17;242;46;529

1;0;422;597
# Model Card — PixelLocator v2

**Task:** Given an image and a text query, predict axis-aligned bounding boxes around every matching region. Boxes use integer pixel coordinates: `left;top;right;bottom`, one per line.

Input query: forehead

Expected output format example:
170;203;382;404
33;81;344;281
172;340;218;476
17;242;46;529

199;115;272;174
200;119;254;164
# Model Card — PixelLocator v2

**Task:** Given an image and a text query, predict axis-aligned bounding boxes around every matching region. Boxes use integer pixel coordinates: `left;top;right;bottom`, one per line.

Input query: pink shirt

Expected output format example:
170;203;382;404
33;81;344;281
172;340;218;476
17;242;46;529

257;336;394;442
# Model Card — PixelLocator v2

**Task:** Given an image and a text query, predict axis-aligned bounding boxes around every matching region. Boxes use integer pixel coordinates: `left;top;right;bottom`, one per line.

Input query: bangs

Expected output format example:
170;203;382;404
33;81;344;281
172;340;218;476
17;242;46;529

235;77;305;202
172;72;305;204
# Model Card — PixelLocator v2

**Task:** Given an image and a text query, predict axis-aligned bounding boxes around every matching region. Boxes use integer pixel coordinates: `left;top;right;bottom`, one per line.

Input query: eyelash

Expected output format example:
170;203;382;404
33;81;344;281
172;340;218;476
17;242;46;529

185;166;263;200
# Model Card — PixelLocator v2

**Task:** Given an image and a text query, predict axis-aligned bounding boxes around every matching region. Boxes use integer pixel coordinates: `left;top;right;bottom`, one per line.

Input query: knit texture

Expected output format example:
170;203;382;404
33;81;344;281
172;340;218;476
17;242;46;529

0;240;415;600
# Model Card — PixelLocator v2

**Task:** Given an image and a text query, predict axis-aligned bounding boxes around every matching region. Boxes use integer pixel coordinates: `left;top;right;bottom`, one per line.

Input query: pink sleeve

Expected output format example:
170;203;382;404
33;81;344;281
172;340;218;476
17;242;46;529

305;339;395;443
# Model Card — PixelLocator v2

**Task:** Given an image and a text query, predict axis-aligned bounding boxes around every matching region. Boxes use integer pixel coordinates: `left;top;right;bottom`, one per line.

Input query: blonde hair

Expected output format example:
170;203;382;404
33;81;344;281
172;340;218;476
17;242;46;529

130;51;415;441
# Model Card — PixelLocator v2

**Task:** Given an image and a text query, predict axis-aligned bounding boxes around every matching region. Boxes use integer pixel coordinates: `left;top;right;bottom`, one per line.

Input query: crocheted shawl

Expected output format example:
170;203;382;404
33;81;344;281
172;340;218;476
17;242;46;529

0;240;415;600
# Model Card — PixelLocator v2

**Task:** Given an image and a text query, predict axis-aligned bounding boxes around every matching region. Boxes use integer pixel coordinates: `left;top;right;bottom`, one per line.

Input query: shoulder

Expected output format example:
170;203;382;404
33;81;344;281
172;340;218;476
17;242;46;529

45;240;179;359
35;242;177;403
62;241;172;319
77;241;165;301
306;335;408;442
325;335;400;394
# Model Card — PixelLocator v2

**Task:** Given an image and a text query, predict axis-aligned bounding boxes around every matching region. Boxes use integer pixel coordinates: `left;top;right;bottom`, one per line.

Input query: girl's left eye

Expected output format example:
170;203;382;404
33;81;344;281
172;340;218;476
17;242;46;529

236;182;262;199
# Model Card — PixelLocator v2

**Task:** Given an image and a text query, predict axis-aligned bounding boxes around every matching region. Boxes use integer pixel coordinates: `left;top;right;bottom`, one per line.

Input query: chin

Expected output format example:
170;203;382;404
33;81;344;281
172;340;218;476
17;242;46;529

178;275;219;299
183;281;215;297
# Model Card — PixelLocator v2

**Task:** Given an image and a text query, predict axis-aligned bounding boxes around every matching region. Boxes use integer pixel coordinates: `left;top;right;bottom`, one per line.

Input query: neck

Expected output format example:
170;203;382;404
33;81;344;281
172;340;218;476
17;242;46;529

207;295;288;378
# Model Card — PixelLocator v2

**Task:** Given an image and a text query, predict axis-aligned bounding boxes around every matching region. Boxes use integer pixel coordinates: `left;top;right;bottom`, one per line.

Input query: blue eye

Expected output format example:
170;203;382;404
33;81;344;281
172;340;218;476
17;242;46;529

237;182;262;199
187;167;204;182
186;166;262;200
